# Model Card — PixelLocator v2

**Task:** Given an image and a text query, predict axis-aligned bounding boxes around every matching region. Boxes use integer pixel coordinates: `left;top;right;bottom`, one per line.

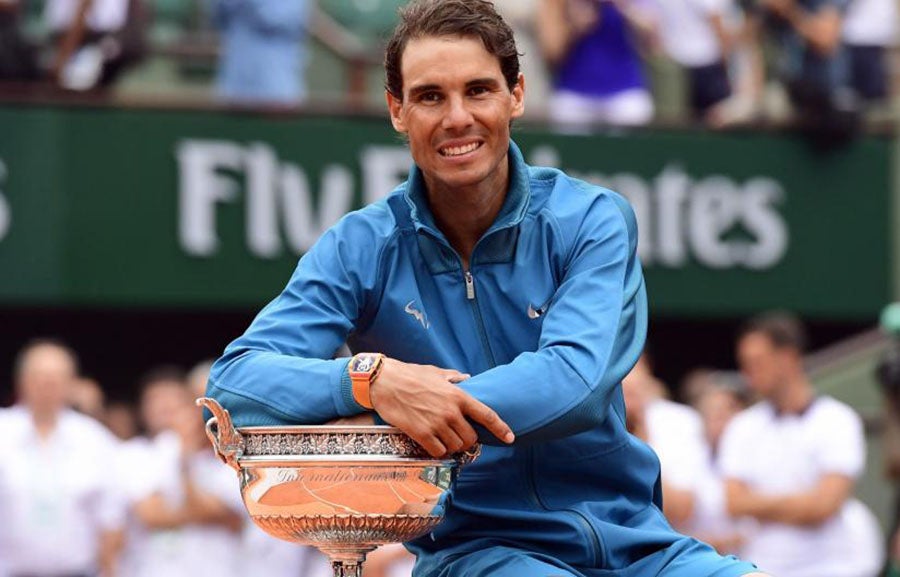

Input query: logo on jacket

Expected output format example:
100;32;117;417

404;300;430;329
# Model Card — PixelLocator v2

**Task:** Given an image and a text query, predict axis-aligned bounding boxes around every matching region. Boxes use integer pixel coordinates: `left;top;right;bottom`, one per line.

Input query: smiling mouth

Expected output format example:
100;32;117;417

439;142;483;157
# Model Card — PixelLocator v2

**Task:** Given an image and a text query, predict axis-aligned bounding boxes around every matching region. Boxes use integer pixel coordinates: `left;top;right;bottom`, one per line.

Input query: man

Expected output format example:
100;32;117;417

650;0;736;123
746;0;858;146
720;312;883;577
0;339;123;577
206;2;766;576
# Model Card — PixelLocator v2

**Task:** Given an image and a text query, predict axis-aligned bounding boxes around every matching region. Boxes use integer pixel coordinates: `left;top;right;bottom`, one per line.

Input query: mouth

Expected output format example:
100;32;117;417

438;141;484;158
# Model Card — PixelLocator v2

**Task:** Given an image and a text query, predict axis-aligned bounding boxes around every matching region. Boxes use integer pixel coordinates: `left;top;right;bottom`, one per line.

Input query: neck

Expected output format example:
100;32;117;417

773;375;815;414
30;408;60;439
423;156;509;269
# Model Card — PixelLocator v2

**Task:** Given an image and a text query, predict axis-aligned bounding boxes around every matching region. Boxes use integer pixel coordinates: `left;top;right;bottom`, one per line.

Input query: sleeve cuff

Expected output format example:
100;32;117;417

336;357;368;416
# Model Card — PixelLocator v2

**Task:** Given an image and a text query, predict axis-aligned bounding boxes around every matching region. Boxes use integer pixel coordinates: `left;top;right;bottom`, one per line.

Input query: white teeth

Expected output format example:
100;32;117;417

441;142;480;157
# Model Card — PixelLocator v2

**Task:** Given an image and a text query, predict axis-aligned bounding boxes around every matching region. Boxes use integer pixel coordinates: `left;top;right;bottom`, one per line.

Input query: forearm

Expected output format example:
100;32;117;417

785;6;842;56
727;483;847;526
208;350;359;426
536;0;575;67
661;483;695;527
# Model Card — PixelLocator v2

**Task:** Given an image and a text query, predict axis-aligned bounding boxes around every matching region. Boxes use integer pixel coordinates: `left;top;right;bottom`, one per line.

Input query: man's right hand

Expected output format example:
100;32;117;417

370;357;515;457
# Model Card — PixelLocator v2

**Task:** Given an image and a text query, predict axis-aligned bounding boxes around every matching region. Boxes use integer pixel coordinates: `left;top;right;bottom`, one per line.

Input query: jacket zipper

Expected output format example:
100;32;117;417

464;270;496;367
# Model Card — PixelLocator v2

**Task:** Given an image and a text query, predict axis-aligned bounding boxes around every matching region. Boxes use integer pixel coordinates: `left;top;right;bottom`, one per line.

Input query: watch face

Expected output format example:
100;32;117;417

352;355;376;373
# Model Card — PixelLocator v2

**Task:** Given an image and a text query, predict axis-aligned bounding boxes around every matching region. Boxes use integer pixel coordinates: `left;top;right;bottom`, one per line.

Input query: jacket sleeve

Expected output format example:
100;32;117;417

459;190;647;444
205;213;385;427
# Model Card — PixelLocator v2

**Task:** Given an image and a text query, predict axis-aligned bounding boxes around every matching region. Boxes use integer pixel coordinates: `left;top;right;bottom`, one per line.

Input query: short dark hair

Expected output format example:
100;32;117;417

13;338;79;382
384;0;520;99
738;311;809;353
138;365;186;396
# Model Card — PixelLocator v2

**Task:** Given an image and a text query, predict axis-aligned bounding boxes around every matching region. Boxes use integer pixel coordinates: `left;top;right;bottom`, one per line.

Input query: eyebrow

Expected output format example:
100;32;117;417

407;77;503;99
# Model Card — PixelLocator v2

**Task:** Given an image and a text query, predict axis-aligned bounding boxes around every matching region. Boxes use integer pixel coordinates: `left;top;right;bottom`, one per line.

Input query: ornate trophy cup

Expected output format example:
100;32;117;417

197;398;478;577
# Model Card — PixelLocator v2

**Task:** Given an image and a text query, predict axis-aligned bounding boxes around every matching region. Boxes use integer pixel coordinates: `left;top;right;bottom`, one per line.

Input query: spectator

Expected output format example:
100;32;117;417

0;339;124;577
651;0;736;124
623;354;708;530
212;0;312;106
745;0;859;147
720;312;884;577
687;376;753;555
0;0;39;82
69;376;106;421
536;0;656;128
116;368;192;577
45;0;147;90
842;0;898;103
127;391;245;577
105;400;139;441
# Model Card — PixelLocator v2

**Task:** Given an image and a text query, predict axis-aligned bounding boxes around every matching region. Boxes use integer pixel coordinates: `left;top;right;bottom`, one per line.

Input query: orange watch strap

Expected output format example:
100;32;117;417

349;353;383;409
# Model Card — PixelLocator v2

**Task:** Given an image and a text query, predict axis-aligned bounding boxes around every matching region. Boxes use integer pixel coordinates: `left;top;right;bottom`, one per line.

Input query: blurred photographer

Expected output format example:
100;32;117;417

877;303;900;577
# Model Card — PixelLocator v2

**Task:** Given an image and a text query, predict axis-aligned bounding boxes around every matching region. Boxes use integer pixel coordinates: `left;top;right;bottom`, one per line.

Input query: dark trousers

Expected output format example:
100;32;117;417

687;60;731;117
848;44;888;101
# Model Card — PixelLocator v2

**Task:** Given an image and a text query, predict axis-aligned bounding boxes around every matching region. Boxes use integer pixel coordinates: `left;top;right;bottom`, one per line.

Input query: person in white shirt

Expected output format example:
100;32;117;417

0;339;124;577
126;391;245;577
651;0;736;123
688;375;754;555
623;354;708;530
720;312;884;577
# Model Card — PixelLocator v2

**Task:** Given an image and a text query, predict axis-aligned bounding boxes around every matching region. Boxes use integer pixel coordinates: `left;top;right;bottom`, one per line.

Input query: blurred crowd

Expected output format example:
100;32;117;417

0;0;897;136
1;311;899;577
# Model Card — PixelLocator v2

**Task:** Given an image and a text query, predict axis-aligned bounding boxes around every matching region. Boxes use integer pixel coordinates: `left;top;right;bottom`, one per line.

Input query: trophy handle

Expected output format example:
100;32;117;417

196;397;244;472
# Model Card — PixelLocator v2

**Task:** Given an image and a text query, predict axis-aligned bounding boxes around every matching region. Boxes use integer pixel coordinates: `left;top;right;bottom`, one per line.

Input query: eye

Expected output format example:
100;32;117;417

468;85;490;96
418;91;442;103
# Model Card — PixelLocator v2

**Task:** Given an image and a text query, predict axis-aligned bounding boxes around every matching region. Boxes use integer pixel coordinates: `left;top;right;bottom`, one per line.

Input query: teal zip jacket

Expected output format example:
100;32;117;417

206;142;752;575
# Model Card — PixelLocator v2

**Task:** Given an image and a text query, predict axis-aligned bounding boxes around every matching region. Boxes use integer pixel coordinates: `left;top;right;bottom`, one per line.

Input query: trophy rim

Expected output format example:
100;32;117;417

237;455;459;466
235;424;406;435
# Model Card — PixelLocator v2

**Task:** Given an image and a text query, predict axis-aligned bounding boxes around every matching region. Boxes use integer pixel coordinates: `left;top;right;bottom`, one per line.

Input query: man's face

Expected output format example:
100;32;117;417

386;35;524;194
736;332;790;398
17;345;76;415
140;381;189;436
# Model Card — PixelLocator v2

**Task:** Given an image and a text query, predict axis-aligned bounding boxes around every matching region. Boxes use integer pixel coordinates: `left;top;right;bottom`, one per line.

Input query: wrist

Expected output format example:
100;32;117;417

349;353;384;410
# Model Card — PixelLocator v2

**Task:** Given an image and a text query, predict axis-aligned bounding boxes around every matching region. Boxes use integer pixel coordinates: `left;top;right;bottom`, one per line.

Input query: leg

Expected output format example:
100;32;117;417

626;537;762;577
435;546;580;577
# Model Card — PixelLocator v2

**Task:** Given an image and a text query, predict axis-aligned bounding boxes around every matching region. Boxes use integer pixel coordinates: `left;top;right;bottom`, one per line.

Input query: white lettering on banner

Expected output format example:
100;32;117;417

361;146;412;205
177;140;244;257
0;159;10;242
177;139;359;258
555;159;788;270
175;140;787;269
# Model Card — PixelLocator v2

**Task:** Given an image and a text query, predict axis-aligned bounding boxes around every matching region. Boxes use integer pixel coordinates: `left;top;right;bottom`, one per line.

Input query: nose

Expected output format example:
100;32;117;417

442;94;474;131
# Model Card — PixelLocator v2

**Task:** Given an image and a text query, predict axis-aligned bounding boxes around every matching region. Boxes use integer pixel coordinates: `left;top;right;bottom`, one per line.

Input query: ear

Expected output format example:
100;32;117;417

510;73;526;120
386;90;407;133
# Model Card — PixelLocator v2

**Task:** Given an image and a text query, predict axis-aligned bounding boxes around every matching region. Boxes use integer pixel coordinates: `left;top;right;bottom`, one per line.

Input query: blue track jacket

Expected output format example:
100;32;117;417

207;142;709;573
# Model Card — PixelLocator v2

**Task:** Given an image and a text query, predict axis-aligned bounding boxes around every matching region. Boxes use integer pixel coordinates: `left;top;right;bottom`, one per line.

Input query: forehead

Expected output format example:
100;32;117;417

20;345;75;375
400;35;504;90
739;332;777;354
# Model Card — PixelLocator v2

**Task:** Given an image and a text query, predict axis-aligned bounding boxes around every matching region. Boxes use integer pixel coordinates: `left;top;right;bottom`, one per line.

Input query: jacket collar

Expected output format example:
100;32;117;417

402;140;530;273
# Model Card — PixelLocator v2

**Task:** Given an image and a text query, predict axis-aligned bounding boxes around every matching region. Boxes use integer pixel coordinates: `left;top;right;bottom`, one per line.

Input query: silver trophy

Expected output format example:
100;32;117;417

197;398;478;577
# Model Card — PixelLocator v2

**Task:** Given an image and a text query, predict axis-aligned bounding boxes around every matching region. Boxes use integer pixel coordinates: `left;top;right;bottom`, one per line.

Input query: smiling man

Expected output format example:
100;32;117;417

205;1;770;576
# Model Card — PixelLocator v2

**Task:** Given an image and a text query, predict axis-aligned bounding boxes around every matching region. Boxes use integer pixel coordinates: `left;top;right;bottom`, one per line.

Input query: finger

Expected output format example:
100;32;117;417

438;426;468;455
415;432;447;458
463;398;515;444
447;414;479;451
446;372;471;383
